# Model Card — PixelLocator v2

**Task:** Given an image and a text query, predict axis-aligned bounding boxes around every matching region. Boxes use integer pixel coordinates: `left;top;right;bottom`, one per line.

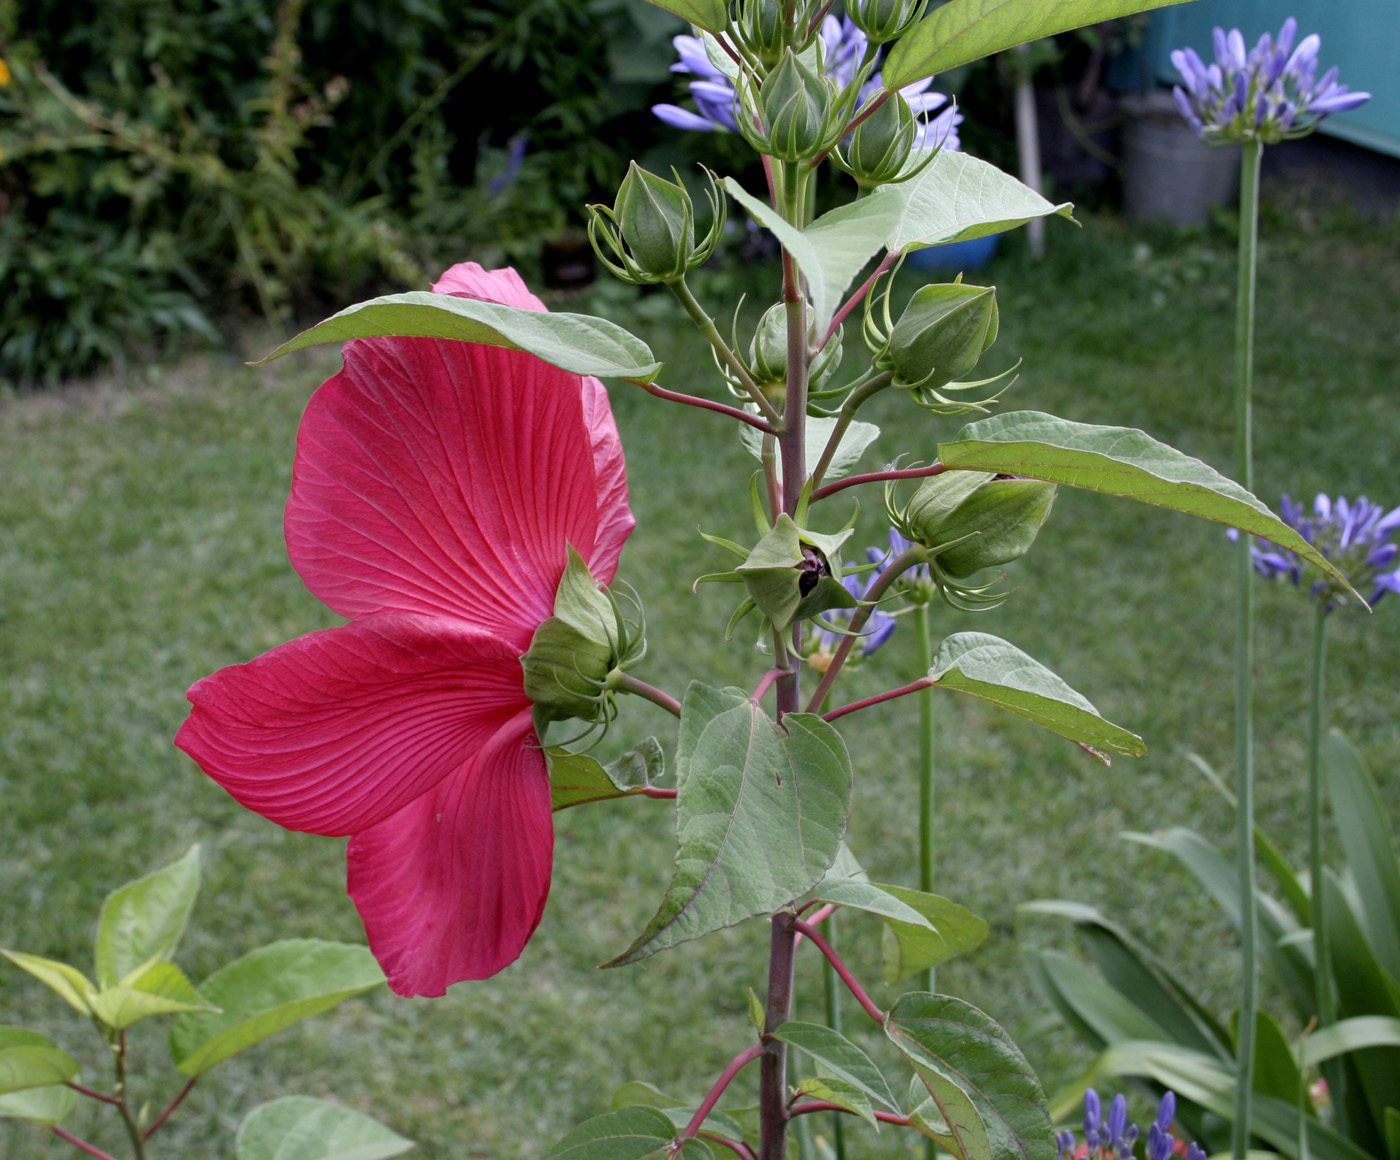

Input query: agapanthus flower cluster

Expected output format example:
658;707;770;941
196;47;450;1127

869;528;936;607
1171;18;1370;145
804;571;897;672
1057;1091;1204;1160
654;17;960;152
1238;493;1400;612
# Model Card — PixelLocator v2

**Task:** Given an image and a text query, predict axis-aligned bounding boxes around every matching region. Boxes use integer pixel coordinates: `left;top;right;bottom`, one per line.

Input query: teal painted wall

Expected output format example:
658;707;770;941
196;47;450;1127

1150;1;1399;158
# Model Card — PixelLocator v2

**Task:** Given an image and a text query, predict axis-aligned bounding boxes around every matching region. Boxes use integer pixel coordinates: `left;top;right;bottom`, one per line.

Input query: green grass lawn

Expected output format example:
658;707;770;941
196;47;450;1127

2;196;1398;1159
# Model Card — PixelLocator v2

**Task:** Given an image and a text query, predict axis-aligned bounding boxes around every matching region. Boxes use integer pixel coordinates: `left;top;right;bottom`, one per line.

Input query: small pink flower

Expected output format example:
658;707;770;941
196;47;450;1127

176;264;634;996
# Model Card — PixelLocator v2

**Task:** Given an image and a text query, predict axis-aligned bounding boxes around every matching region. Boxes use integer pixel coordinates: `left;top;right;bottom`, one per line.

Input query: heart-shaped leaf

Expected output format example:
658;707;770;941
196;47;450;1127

606;683;851;965
0;1043;80;1096
236;1097;414;1160
877;885;990;984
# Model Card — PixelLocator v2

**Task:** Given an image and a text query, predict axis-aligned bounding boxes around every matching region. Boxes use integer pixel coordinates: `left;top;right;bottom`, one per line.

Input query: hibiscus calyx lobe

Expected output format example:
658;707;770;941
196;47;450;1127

522;546;644;729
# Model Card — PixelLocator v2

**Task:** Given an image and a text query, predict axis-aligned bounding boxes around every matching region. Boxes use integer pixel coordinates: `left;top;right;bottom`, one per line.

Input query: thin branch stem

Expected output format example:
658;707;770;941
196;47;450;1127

790;918;885;1025
752;667;793;705
700;1131;758;1159
144;1076;198;1139
66;1082;124;1106
679;1043;766;1143
627;378;776;433
790;1101;915;1128
823;676;934;722
1308;603;1332;1024
609;671;683;718
639;786;678;800
915;601;937;997
812;463;947;503
809;371;893;492
670;279;782;426
758;913;799;1160
50;1127;124;1160
823;253;896;348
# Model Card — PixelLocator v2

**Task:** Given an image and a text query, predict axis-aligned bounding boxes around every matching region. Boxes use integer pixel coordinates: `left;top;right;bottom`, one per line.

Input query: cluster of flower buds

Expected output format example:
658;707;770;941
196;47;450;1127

865;278;1013;414
1057;1090;1204;1160
587;162;725;285
845;0;929;45
885;470;1055;609
521;548;646;733
732;0;824;66
1171;18;1370;145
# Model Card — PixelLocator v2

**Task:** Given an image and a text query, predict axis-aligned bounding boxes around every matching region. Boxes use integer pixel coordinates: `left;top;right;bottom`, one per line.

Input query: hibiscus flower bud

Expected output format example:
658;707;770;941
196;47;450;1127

842;92;919;187
904;473;1056;579
847;0;928;44
738;514;858;631
734;0;787;65
750;49;833;162
748;302;844;395
880;281;998;391
587;163;724;286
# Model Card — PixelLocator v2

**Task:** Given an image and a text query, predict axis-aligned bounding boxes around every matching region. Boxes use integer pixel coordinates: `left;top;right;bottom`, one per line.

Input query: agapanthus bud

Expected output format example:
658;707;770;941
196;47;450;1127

751;49;833;162
904;472;1056;578
748;302;843;394
846;0;927;44
738;514;857;631
882;282;998;390
841;92;919;186
587;164;724;285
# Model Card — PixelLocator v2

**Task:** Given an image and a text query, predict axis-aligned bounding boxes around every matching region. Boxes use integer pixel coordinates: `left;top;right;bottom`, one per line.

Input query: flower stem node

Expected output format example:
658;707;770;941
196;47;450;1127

587;162;724;285
522;547;645;731
847;0;929;46
742;48;839;162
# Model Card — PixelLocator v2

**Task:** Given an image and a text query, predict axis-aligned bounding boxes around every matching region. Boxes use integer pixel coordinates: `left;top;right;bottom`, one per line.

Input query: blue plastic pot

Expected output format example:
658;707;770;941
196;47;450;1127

904;233;1001;274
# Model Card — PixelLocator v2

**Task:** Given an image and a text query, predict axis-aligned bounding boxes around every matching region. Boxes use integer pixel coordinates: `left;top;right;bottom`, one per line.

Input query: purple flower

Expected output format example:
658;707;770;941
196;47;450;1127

1062;1090;1198;1160
1236;493;1400;612
1172;18;1369;144
869;527;936;606
653;21;961;153
805;570;896;670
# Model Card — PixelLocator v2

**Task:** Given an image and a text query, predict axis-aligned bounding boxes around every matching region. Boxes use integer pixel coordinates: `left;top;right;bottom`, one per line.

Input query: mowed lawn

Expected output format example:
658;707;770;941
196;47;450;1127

2;197;1398;1158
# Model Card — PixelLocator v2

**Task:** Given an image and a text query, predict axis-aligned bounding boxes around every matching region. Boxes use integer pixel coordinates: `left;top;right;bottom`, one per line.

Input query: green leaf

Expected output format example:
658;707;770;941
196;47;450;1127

87;962;218;1031
1023;949;1169;1047
883;0;1190;89
1304;1017;1400;1067
0;1083;77;1125
95;845;201;990
606;683;852;966
542;1106;690;1160
741;415;880;485
549;739;665;811
773;1021;901;1114
638;0;728;32
611;1081;687;1112
170;940;385;1076
236;1097;414;1160
0;951;97;1016
939;412;1357;595
885;993;1054;1160
794;1077;878;1128
1246;1008;1303;1107
1325;730;1400;979
257;292;662;383
0;1043;80;1096
880;150;1074;252
877;885;990;984
926;632;1145;759
656;1106;747;1145
722;178;907;332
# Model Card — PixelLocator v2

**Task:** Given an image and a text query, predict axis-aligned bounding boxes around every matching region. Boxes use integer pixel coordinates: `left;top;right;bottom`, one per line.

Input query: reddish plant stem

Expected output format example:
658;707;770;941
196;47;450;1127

143;1076;198;1139
50;1126;124;1160
629;379;776;434
610;671;683;718
822;251;896;348
639;786;679;800
66;1082;124;1106
789;1101;914;1128
678;1043;766;1144
806;0;839;38
759;912;799;1160
794;901;836;922
811;463;947;503
823;676;935;723
790;918;886;1026
751;666;792;706
701;1131;758;1159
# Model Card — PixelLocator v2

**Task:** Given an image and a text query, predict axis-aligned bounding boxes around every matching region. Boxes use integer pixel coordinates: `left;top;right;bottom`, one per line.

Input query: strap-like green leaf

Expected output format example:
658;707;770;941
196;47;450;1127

886;993;1054;1160
605;683;851;966
927;632;1145;758
236;1096;415;1160
1304;1017;1400;1068
773;1021;901;1113
880;150;1073;253
170;940;385;1076
1023;948;1168;1048
938;411;1358;596
549;739;665;811
638;0;728;32
96;845;201;990
256;292;662;383
883;0;1189;89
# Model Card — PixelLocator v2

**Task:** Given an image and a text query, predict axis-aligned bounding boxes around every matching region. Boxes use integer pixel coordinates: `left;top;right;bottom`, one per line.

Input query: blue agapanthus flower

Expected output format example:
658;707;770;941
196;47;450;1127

1057;1091;1204;1160
654;17;961;152
1171;18;1369;144
805;570;897;672
1237;493;1400;612
868;527;936;607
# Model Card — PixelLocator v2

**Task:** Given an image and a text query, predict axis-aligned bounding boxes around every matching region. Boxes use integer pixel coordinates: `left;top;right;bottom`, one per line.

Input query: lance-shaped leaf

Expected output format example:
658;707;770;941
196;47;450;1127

543;1106;703;1160
883;0;1189;90
881;150;1073;252
773;1021;901;1114
96;845;200;989
87;962;218;1031
886;993;1055;1160
606;683;851;966
639;0;728;32
237;1097;415;1160
723;178;907;332
938;411;1358;595
926;632;1145;759
0;1029;80;1096
170;940;385;1076
0;951;97;1016
549;738;665;811
256;292;662;383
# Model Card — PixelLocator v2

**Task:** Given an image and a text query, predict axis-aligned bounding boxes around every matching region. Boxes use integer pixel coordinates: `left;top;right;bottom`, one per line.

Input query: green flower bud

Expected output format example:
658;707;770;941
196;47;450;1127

735;0;785;64
905;473;1056;578
846;0;928;43
737;514;856;631
755;49;832;162
841;92;918;187
587;164;724;286
748;303;843;395
882;282;998;390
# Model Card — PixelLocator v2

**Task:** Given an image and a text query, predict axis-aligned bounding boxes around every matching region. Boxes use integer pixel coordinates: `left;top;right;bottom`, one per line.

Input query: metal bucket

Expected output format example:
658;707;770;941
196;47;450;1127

1121;91;1240;226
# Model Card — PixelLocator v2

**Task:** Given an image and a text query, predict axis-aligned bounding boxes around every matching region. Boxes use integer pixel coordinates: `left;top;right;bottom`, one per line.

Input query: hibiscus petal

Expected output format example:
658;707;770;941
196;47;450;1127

430;262;546;312
286;337;633;645
580;375;634;583
347;713;552;996
176;614;527;835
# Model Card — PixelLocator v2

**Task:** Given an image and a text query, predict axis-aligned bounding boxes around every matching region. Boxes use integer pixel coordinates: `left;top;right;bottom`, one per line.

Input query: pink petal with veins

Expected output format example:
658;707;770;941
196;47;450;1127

430;261;546;311
176;614;526;835
347;711;552;996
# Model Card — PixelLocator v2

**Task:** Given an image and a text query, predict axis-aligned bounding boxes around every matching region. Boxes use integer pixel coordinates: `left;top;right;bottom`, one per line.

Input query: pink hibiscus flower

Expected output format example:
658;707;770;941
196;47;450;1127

176;263;634;997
